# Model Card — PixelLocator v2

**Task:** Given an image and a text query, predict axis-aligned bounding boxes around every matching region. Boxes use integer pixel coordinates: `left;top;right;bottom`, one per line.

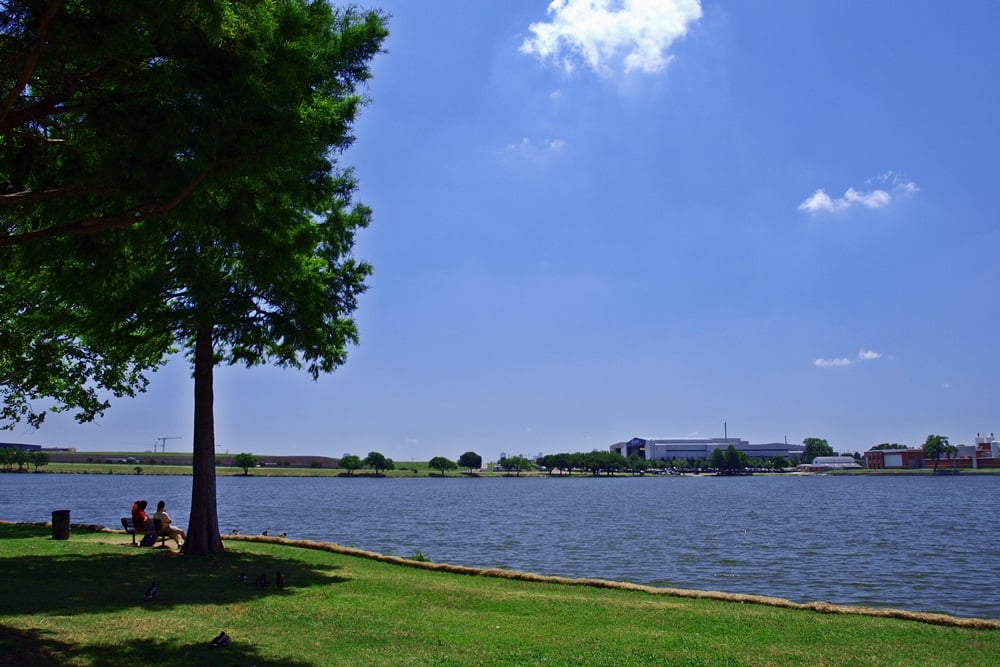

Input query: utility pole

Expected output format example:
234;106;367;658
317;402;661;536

155;436;181;453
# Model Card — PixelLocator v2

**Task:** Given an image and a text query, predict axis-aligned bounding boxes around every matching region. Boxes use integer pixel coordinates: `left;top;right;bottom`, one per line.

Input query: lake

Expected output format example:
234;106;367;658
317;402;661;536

1;472;997;619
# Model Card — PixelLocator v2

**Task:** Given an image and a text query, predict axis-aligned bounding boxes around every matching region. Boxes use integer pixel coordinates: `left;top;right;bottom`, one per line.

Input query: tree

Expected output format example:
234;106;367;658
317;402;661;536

922;435;951;472
27;450;48;472
872;443;904;450
1;2;388;557
428;456;457;477
364;451;395;476
233;453;259;476
499;455;532;476
770;456;789;471
457;451;482;473
802;437;834;464
338;454;363;475
709;447;725;471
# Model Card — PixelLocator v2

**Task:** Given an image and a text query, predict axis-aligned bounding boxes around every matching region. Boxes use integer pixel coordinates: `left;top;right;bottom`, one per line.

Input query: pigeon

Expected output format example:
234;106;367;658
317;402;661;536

255;573;269;587
238;573;247;583
261;530;268;536
231;529;240;535
144;582;159;599
209;631;231;648
276;570;285;589
278;532;287;538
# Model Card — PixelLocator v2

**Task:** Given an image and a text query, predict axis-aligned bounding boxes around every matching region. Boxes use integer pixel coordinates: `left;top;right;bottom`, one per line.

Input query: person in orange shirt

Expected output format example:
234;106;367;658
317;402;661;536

131;500;151;531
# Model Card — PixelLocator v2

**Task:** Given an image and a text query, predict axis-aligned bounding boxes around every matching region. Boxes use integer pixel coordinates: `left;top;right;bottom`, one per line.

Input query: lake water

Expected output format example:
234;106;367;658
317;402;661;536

1;472;997;619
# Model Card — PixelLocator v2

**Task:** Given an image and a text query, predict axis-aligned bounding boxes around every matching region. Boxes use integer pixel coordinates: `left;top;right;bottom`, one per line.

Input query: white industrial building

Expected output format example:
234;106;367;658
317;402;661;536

610;436;805;462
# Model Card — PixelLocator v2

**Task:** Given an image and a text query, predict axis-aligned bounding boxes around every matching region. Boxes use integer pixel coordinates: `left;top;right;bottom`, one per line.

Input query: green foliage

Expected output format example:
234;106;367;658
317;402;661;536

457;451;482;472
802;437;835;463
1;1;389;557
427;456;457;476
872;443;905;450
363;451;395;475
498;455;533;476
338;454;363;475
233;453;259;475
922;435;955;471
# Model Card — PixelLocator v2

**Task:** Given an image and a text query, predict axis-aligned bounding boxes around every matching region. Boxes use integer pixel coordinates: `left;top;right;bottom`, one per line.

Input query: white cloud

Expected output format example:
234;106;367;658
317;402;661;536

798;172;918;215
504;137;568;160
814;357;852;368
814;348;884;368
520;0;703;75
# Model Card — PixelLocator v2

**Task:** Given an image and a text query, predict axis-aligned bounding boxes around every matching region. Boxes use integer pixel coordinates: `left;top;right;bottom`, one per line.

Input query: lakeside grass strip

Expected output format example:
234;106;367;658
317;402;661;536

225;533;1000;631
14;520;998;630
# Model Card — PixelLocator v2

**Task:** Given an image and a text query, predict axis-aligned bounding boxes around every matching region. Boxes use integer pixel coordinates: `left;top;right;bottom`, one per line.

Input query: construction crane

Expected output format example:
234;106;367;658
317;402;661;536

155;436;181;453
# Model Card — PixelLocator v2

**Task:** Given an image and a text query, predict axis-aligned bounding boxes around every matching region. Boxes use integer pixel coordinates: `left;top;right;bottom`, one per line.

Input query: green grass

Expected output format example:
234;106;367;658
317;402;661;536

1;524;997;666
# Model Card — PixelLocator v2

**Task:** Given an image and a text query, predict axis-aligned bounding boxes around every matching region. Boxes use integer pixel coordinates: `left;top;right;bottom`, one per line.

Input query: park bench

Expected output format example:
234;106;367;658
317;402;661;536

121;517;169;548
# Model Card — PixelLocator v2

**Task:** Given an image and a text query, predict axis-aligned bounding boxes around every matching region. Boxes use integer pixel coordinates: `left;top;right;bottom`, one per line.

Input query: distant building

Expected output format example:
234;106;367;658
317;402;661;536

0;442;41;452
864;448;925;469
610;436;805;462
864;433;1000;470
801;456;863;472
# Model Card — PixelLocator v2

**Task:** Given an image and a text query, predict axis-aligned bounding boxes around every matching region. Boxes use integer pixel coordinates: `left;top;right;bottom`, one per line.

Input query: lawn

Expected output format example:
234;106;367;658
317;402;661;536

0;523;997;666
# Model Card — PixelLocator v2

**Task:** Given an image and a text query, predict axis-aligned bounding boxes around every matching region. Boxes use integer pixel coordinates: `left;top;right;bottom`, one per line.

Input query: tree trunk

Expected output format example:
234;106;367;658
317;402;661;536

182;322;224;555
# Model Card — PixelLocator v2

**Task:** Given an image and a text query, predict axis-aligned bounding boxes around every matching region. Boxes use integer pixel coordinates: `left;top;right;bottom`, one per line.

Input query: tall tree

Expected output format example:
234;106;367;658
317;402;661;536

922;435;950;472
457;451;482;473
428;456;457;477
363;451;394;476
2;1;388;555
802;437;834;463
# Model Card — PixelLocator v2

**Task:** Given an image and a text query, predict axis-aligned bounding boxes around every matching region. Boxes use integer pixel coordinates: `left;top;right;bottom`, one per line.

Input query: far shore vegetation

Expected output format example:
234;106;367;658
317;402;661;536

1;522;997;666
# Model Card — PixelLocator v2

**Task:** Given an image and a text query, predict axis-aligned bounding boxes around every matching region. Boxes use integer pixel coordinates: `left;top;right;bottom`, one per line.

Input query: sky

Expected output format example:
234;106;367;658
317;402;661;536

12;0;1000;462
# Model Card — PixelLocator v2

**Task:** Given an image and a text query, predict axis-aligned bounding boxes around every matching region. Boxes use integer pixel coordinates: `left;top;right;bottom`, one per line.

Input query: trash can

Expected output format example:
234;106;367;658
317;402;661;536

51;509;71;540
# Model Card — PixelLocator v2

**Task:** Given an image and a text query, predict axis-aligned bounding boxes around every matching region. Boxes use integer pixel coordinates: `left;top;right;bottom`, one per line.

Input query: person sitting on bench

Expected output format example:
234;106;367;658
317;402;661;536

153;500;185;548
130;499;158;547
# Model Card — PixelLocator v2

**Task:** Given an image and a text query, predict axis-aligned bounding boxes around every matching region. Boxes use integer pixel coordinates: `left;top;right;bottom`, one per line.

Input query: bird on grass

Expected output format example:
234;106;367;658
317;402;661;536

209;631;231;648
143;582;159;599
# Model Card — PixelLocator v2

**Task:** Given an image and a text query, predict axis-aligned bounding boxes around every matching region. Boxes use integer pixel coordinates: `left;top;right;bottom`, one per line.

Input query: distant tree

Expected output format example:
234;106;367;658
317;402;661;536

770;456;789;471
723;445;742;473
709;447;725;471
233;453;259;476
428;456;457;477
364;451;395;476
133;466;143;475
338;454;363;475
0;447;14;471
28;451;49;472
871;443;907;451
499;455;532;476
457;451;482;473
922;435;952;472
802;437;834;463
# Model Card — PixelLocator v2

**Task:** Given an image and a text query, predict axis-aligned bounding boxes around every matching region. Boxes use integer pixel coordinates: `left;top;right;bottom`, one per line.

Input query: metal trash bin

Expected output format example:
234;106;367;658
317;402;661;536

52;509;71;540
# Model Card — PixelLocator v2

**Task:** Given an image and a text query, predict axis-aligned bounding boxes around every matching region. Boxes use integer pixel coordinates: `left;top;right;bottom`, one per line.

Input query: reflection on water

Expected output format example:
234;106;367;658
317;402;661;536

2;472;997;618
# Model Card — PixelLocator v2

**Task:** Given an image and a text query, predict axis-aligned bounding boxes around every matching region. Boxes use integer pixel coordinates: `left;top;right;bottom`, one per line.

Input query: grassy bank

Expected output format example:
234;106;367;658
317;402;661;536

1;523;997;666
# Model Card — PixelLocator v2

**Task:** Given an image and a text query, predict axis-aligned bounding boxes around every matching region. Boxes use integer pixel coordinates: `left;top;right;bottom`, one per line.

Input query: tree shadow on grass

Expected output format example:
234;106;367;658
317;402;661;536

0;526;349;617
0;624;314;667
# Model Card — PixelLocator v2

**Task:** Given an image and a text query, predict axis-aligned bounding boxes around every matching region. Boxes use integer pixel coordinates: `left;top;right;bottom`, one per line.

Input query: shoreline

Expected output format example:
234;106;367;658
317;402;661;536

7;519;999;629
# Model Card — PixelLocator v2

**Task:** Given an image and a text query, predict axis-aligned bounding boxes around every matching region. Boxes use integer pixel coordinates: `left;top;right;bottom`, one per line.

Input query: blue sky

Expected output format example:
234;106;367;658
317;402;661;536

16;0;1000;461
